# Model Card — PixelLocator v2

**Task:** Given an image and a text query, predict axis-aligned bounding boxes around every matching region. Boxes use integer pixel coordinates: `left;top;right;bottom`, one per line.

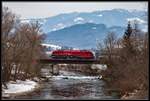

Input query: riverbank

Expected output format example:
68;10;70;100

2;79;42;99
102;77;148;100
121;89;148;100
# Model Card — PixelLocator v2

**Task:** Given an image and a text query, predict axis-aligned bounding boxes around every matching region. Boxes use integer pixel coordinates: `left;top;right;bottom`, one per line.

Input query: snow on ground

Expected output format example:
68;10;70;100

41;43;61;50
2;79;38;97
91;64;107;70
45;51;53;55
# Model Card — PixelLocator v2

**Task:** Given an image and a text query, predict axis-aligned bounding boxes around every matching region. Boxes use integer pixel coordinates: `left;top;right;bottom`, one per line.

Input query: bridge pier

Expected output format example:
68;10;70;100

51;64;54;74
51;64;59;75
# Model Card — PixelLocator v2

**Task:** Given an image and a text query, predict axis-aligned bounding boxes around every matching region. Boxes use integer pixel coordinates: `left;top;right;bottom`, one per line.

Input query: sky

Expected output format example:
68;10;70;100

2;2;148;19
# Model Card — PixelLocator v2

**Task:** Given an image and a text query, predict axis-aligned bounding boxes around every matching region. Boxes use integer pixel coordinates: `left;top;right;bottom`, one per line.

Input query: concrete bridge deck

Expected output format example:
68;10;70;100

38;58;103;64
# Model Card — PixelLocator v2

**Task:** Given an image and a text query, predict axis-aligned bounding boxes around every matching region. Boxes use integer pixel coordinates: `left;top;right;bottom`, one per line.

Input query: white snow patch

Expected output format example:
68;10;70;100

74;17;84;22
52;23;66;31
91;64;107;70
41;43;61;50
73;48;80;50
45;51;53;55
97;14;103;17
127;18;146;24
3;79;38;95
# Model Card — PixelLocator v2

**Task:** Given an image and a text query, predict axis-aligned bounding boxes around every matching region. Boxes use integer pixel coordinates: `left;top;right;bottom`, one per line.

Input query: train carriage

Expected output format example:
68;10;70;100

51;50;94;59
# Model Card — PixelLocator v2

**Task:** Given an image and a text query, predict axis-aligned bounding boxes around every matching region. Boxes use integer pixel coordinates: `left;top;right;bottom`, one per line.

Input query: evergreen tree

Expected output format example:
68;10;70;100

123;21;132;40
122;21;135;57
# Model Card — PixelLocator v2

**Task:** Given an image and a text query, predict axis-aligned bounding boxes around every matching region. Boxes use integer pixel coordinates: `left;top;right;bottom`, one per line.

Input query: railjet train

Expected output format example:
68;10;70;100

51;50;95;59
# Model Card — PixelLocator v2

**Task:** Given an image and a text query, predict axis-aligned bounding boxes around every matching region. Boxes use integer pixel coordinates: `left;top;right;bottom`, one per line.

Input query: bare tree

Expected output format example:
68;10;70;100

103;32;117;65
2;7;19;82
2;7;45;82
98;21;148;97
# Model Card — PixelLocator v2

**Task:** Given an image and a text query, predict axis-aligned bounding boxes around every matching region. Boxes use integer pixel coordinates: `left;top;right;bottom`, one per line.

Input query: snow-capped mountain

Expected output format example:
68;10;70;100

20;9;147;33
20;18;48;26
41;9;147;33
23;9;147;49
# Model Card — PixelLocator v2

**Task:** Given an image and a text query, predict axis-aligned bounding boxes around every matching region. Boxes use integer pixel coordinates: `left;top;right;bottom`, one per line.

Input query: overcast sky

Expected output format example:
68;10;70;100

2;2;148;19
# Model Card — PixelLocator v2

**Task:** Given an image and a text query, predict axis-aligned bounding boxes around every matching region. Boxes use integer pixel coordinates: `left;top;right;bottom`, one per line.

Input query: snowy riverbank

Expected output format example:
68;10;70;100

2;79;40;98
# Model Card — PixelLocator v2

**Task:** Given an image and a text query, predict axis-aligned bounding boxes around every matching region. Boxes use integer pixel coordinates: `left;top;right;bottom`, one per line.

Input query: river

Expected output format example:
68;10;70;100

11;70;120;100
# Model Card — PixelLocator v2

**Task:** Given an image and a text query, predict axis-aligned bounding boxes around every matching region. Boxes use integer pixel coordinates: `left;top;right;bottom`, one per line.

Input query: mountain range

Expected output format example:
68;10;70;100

45;23;125;49
22;9;147;49
41;9;147;33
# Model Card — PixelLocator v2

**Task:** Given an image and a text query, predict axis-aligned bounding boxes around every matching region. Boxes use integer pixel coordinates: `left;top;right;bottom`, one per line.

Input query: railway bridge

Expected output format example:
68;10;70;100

37;58;106;75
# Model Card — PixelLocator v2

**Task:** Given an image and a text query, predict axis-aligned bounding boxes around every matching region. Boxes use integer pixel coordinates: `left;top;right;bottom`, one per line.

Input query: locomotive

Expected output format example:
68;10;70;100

51;50;95;59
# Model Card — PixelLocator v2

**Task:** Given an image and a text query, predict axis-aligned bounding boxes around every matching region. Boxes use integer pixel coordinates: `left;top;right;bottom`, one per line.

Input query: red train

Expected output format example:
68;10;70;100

51;50;94;59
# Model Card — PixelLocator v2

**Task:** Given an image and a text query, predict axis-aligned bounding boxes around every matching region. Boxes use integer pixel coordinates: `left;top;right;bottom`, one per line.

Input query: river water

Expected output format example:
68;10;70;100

12;70;119;100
